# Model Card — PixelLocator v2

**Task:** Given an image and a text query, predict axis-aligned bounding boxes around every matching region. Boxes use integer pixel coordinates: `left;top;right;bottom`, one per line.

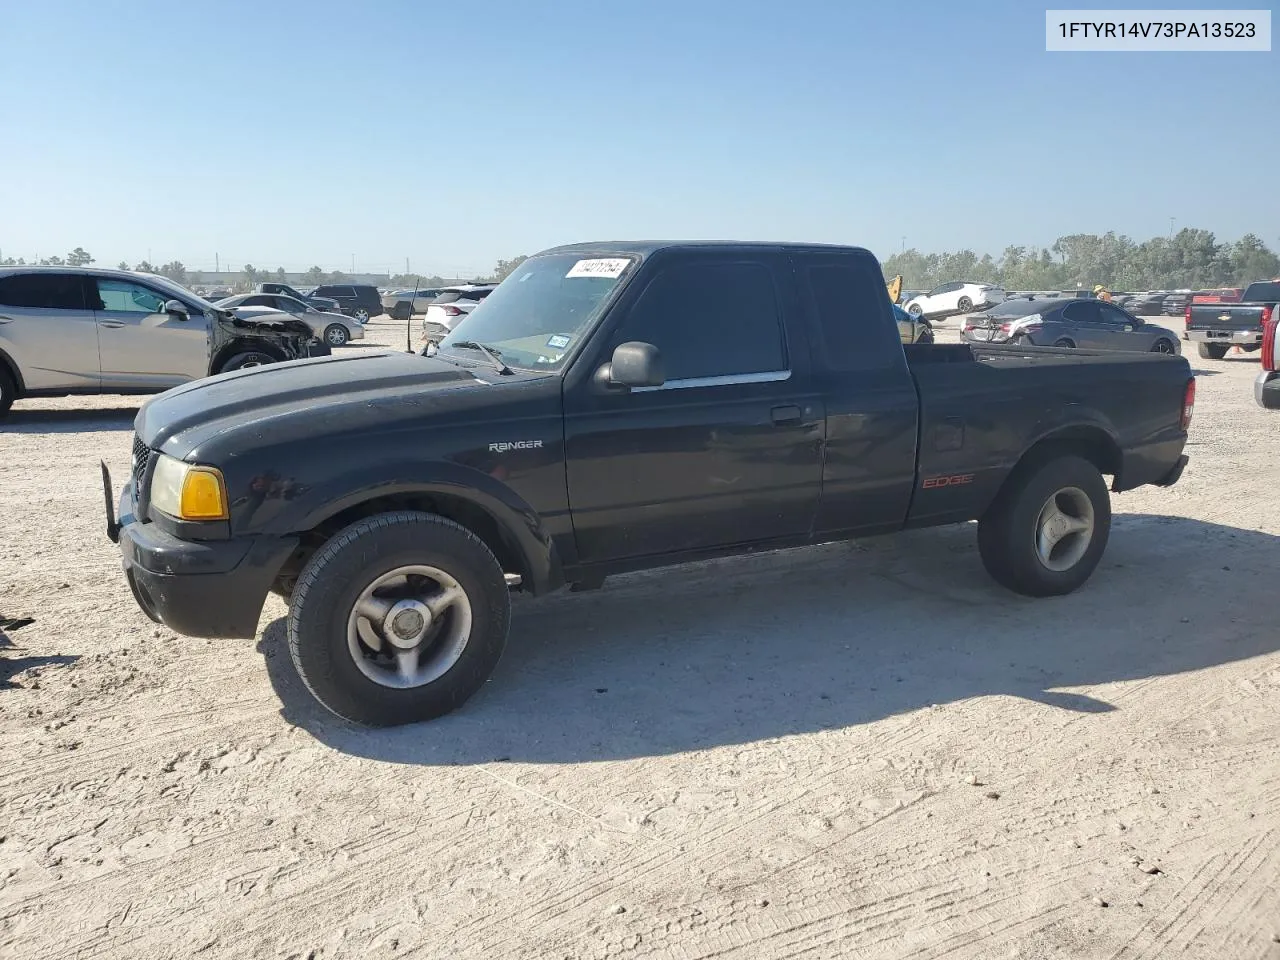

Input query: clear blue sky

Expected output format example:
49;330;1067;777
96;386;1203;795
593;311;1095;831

1;0;1276;277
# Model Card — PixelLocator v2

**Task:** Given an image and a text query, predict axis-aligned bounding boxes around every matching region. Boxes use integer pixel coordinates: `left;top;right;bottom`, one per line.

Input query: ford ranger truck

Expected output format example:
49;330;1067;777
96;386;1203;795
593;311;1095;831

1185;279;1280;359
102;242;1195;726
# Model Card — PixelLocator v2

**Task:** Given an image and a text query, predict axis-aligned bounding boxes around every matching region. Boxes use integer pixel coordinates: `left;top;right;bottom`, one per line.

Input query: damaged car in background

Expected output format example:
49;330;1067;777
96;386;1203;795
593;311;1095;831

0;266;323;417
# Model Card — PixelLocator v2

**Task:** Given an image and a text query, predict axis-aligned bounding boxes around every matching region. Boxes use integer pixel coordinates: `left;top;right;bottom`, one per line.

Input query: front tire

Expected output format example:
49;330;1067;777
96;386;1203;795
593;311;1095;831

1150;339;1175;354
0;367;15;417
908;303;923;317
1197;342;1229;360
1053;338;1075;348
324;323;350;347
977;454;1111;597
217;350;279;373
287;511;510;727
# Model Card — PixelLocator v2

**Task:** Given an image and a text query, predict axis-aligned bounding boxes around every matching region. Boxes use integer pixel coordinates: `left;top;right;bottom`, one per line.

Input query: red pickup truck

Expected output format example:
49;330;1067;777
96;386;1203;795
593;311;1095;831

1256;314;1279;409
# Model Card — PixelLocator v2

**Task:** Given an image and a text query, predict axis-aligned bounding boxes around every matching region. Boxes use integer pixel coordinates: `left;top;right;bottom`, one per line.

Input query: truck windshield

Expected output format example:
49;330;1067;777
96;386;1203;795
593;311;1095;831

1242;281;1280;302
438;253;635;370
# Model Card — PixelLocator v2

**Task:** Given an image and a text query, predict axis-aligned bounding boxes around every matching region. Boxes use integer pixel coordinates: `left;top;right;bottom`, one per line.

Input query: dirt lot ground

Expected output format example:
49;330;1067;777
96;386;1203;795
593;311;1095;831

2;315;1278;959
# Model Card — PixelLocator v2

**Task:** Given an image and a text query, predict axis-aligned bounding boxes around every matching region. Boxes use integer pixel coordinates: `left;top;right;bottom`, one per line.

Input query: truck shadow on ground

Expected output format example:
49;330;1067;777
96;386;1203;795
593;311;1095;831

258;514;1279;765
2;407;138;434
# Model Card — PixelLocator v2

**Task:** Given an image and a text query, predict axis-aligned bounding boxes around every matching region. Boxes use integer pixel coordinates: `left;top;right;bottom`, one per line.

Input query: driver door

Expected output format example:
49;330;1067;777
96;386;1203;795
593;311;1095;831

93;277;209;390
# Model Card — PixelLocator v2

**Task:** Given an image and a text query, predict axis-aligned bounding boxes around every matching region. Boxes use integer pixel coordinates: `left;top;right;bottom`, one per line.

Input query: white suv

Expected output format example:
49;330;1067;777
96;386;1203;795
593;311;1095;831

0;267;317;417
421;284;497;344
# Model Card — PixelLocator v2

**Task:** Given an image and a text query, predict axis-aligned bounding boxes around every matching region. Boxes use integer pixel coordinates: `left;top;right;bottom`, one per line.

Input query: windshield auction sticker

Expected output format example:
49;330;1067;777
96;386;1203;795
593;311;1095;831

1046;9;1270;50
566;258;629;279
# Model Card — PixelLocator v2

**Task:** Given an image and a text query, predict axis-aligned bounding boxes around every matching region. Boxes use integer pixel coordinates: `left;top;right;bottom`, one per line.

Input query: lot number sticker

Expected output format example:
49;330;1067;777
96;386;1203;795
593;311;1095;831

566;258;628;279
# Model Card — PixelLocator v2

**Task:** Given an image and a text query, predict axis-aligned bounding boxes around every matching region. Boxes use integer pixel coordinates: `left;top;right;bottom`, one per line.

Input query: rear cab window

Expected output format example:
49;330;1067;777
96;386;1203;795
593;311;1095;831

799;252;903;371
1243;281;1280;302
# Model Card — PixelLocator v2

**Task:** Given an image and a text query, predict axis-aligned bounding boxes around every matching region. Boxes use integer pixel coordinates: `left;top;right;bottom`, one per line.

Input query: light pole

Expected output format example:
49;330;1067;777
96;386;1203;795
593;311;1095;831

1168;217;1175;239
901;235;906;254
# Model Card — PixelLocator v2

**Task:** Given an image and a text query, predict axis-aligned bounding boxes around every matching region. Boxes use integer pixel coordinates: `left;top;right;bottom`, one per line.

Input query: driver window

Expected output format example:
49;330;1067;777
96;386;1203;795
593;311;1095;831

610;260;786;382
96;279;167;314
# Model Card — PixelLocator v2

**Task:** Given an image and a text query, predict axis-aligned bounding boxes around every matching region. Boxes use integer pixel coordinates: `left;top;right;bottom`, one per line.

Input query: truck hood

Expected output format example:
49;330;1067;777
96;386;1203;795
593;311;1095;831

135;350;489;459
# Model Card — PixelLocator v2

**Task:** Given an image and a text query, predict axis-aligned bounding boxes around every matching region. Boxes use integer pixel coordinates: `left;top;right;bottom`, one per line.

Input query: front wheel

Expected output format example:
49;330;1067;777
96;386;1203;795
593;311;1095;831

324;323;350;347
1150;339;1176;354
907;303;923;317
218;350;279;373
977;454;1111;597
1053;338;1075;348
287;511;511;726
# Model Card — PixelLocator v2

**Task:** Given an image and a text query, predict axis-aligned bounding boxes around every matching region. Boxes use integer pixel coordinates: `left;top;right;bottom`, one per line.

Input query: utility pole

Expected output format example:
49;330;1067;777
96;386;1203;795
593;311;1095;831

351;253;356;274
901;236;906;254
405;257;410;277
1168;217;1175;239
215;252;219;276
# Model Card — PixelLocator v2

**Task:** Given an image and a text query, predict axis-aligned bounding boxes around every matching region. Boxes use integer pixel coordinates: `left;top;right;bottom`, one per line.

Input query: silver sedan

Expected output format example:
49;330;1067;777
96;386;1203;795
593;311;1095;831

215;293;364;347
962;298;1180;354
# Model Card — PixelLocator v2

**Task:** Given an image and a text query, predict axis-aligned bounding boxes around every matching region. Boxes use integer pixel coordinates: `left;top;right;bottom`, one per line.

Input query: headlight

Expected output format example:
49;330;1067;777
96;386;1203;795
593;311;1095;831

150;453;229;521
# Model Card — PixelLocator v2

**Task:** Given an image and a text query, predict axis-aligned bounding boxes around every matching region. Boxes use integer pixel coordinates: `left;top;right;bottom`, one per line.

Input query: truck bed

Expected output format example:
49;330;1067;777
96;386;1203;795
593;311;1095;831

901;341;1190;527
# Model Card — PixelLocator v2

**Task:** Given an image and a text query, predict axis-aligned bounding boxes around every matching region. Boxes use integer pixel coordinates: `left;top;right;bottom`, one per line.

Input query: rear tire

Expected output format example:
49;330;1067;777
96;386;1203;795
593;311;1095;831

0;367;15;417
392;302;412;321
217;350;280;373
978;454;1111;597
957;296;973;312
353;308;371;323
1053;338;1075;348
287;511;511;727
1197;342;1229;360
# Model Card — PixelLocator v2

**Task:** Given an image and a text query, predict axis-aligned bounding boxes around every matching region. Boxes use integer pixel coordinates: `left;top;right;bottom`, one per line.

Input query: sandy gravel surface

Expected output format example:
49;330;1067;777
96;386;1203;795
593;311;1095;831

2;317;1278;959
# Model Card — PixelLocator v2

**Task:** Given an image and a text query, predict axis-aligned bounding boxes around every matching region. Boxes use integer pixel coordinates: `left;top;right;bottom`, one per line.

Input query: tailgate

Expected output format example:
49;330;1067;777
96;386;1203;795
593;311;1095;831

1187;306;1264;330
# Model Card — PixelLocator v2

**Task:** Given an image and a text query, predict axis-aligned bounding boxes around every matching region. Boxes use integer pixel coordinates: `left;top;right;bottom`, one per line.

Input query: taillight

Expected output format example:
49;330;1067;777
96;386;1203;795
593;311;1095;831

1184;305;1191;322
1262;316;1277;372
1261;304;1274;327
1181;377;1196;430
442;305;463;317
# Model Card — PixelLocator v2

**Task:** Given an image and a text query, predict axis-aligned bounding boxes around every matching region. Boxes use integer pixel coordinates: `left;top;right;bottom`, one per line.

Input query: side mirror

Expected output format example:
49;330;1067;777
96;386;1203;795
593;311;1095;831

605;341;664;388
163;299;189;319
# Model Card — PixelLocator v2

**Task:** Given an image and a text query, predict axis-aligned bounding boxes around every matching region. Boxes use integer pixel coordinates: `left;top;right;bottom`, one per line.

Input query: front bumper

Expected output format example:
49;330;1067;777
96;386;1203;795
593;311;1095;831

1184;329;1263;345
103;464;297;639
1256;370;1280;410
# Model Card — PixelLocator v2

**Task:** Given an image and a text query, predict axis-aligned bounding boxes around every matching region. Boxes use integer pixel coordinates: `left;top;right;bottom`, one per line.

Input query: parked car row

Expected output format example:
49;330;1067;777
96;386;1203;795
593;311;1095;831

0;266;326;417
961;298;1180;354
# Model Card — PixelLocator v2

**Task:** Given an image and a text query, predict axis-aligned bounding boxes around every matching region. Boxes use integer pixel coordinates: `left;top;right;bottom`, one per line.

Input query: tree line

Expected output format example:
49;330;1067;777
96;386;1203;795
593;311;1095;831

881;229;1280;292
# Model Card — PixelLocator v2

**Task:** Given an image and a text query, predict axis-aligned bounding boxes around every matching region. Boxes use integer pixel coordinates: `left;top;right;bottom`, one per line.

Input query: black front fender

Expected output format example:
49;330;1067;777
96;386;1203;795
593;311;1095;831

256;460;565;595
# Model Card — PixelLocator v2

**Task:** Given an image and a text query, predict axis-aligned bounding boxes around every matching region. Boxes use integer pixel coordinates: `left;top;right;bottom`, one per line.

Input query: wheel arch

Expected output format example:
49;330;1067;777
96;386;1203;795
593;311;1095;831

270;471;565;597
0;346;24;395
983;425;1123;517
209;338;288;374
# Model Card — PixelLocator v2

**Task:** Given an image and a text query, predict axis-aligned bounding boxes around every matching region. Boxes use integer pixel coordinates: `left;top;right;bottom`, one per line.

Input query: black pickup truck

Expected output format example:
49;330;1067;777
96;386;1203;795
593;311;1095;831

103;242;1194;726
1184;279;1280;359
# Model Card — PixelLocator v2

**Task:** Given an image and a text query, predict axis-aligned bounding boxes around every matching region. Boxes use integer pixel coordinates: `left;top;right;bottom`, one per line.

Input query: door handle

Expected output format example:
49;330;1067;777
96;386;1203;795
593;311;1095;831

100;321;125;329
771;404;803;425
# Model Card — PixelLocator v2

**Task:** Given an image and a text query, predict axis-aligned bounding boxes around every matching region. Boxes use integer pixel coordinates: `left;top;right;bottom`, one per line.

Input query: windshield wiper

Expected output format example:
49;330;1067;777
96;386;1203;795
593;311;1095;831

450;341;512;375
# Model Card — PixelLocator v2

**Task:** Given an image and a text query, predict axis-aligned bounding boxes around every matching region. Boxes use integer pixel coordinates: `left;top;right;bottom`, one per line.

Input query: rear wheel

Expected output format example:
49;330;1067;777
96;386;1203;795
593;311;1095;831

0;367;15;417
353;308;371;323
324;323;350;347
916;325;934;344
957;296;973;312
217;350;279;373
1150;339;1175;354
1053;338;1075;348
392;302;412;321
978;454;1111;597
1197;342;1229;360
287;511;511;727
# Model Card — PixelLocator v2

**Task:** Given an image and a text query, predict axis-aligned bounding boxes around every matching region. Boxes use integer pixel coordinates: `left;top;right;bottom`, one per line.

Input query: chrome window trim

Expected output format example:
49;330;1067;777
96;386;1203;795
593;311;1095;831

633;369;791;393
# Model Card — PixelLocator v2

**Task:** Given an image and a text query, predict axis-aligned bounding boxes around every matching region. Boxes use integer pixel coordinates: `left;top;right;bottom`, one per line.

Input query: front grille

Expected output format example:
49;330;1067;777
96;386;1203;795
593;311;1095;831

131;434;151;484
